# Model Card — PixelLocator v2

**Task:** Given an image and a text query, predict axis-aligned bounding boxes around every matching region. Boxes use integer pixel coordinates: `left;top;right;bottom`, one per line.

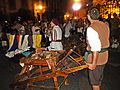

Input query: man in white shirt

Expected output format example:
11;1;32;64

86;7;110;90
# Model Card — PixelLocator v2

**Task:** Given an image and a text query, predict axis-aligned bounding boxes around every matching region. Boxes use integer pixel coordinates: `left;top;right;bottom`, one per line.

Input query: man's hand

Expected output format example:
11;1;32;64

86;51;99;70
86;63;97;70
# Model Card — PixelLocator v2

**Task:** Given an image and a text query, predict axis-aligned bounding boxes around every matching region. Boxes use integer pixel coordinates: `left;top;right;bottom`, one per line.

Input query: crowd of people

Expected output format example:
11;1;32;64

0;12;119;53
106;13;120;51
0;16;88;53
0;10;119;59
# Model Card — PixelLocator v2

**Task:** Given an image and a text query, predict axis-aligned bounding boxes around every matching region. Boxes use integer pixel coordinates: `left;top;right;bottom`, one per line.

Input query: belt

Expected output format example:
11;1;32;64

52;40;62;42
83;47;108;61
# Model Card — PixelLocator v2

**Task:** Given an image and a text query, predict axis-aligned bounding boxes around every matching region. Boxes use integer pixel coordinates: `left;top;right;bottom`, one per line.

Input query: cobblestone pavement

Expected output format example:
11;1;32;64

0;50;120;90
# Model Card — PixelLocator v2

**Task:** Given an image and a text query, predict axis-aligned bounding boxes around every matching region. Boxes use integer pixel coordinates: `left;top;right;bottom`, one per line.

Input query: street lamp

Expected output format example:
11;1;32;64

38;5;43;11
72;3;81;19
72;3;81;11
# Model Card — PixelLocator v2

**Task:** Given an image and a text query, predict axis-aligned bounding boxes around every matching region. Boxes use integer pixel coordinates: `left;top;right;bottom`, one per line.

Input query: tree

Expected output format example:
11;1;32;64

93;0;106;6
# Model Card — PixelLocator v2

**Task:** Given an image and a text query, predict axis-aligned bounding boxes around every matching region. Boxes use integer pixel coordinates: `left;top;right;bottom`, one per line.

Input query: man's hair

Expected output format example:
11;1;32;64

87;7;100;20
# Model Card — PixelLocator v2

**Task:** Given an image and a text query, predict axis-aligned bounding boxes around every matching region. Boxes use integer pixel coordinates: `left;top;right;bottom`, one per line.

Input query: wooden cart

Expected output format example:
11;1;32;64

11;48;88;90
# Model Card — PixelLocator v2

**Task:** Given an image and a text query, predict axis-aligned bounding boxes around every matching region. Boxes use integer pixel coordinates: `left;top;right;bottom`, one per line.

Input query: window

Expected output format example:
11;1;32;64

8;0;16;10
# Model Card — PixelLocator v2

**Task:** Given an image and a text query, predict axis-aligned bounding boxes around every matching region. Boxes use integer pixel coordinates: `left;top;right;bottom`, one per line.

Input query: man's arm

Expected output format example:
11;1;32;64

86;27;101;70
92;51;99;65
87;51;99;70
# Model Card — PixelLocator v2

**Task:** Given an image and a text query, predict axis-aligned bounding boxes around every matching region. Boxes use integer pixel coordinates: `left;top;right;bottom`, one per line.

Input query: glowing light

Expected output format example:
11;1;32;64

72;3;81;11
38;5;43;10
74;0;80;2
64;12;71;21
66;14;70;17
74;16;77;19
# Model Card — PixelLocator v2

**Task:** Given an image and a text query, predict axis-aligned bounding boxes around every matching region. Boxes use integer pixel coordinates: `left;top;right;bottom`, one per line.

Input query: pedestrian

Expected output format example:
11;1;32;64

85;7;110;90
47;18;63;50
64;19;72;38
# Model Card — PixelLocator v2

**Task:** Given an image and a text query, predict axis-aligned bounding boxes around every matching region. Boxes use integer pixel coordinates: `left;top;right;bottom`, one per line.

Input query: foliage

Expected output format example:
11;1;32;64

93;0;107;6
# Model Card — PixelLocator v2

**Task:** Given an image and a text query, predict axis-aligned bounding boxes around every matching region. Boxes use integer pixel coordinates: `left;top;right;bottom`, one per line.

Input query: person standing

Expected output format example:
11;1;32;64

86;7;110;90
48;18;63;50
64;19;72;38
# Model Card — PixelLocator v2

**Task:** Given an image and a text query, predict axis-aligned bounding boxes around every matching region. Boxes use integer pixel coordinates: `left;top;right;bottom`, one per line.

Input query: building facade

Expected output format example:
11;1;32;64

0;0;68;21
0;0;32;14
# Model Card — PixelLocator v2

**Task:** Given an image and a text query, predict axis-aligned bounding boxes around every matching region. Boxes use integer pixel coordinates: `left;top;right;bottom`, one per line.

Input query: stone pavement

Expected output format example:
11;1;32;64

0;49;120;90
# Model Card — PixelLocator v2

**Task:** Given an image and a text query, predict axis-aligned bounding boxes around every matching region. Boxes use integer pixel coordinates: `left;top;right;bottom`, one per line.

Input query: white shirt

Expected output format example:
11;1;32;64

64;21;72;38
87;27;101;51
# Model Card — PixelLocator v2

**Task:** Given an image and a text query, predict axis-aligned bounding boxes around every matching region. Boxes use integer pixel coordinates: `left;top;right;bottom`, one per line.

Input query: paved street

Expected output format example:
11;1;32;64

0;49;120;90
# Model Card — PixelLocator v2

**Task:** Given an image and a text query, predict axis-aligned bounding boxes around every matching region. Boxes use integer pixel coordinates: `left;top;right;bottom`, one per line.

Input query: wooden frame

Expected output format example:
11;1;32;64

11;48;88;90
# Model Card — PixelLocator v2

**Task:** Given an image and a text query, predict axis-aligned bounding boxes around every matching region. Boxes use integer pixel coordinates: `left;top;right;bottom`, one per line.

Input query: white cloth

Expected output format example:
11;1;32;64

87;27;101;51
6;47;30;58
48;42;63;50
18;35;29;50
6;35;29;58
